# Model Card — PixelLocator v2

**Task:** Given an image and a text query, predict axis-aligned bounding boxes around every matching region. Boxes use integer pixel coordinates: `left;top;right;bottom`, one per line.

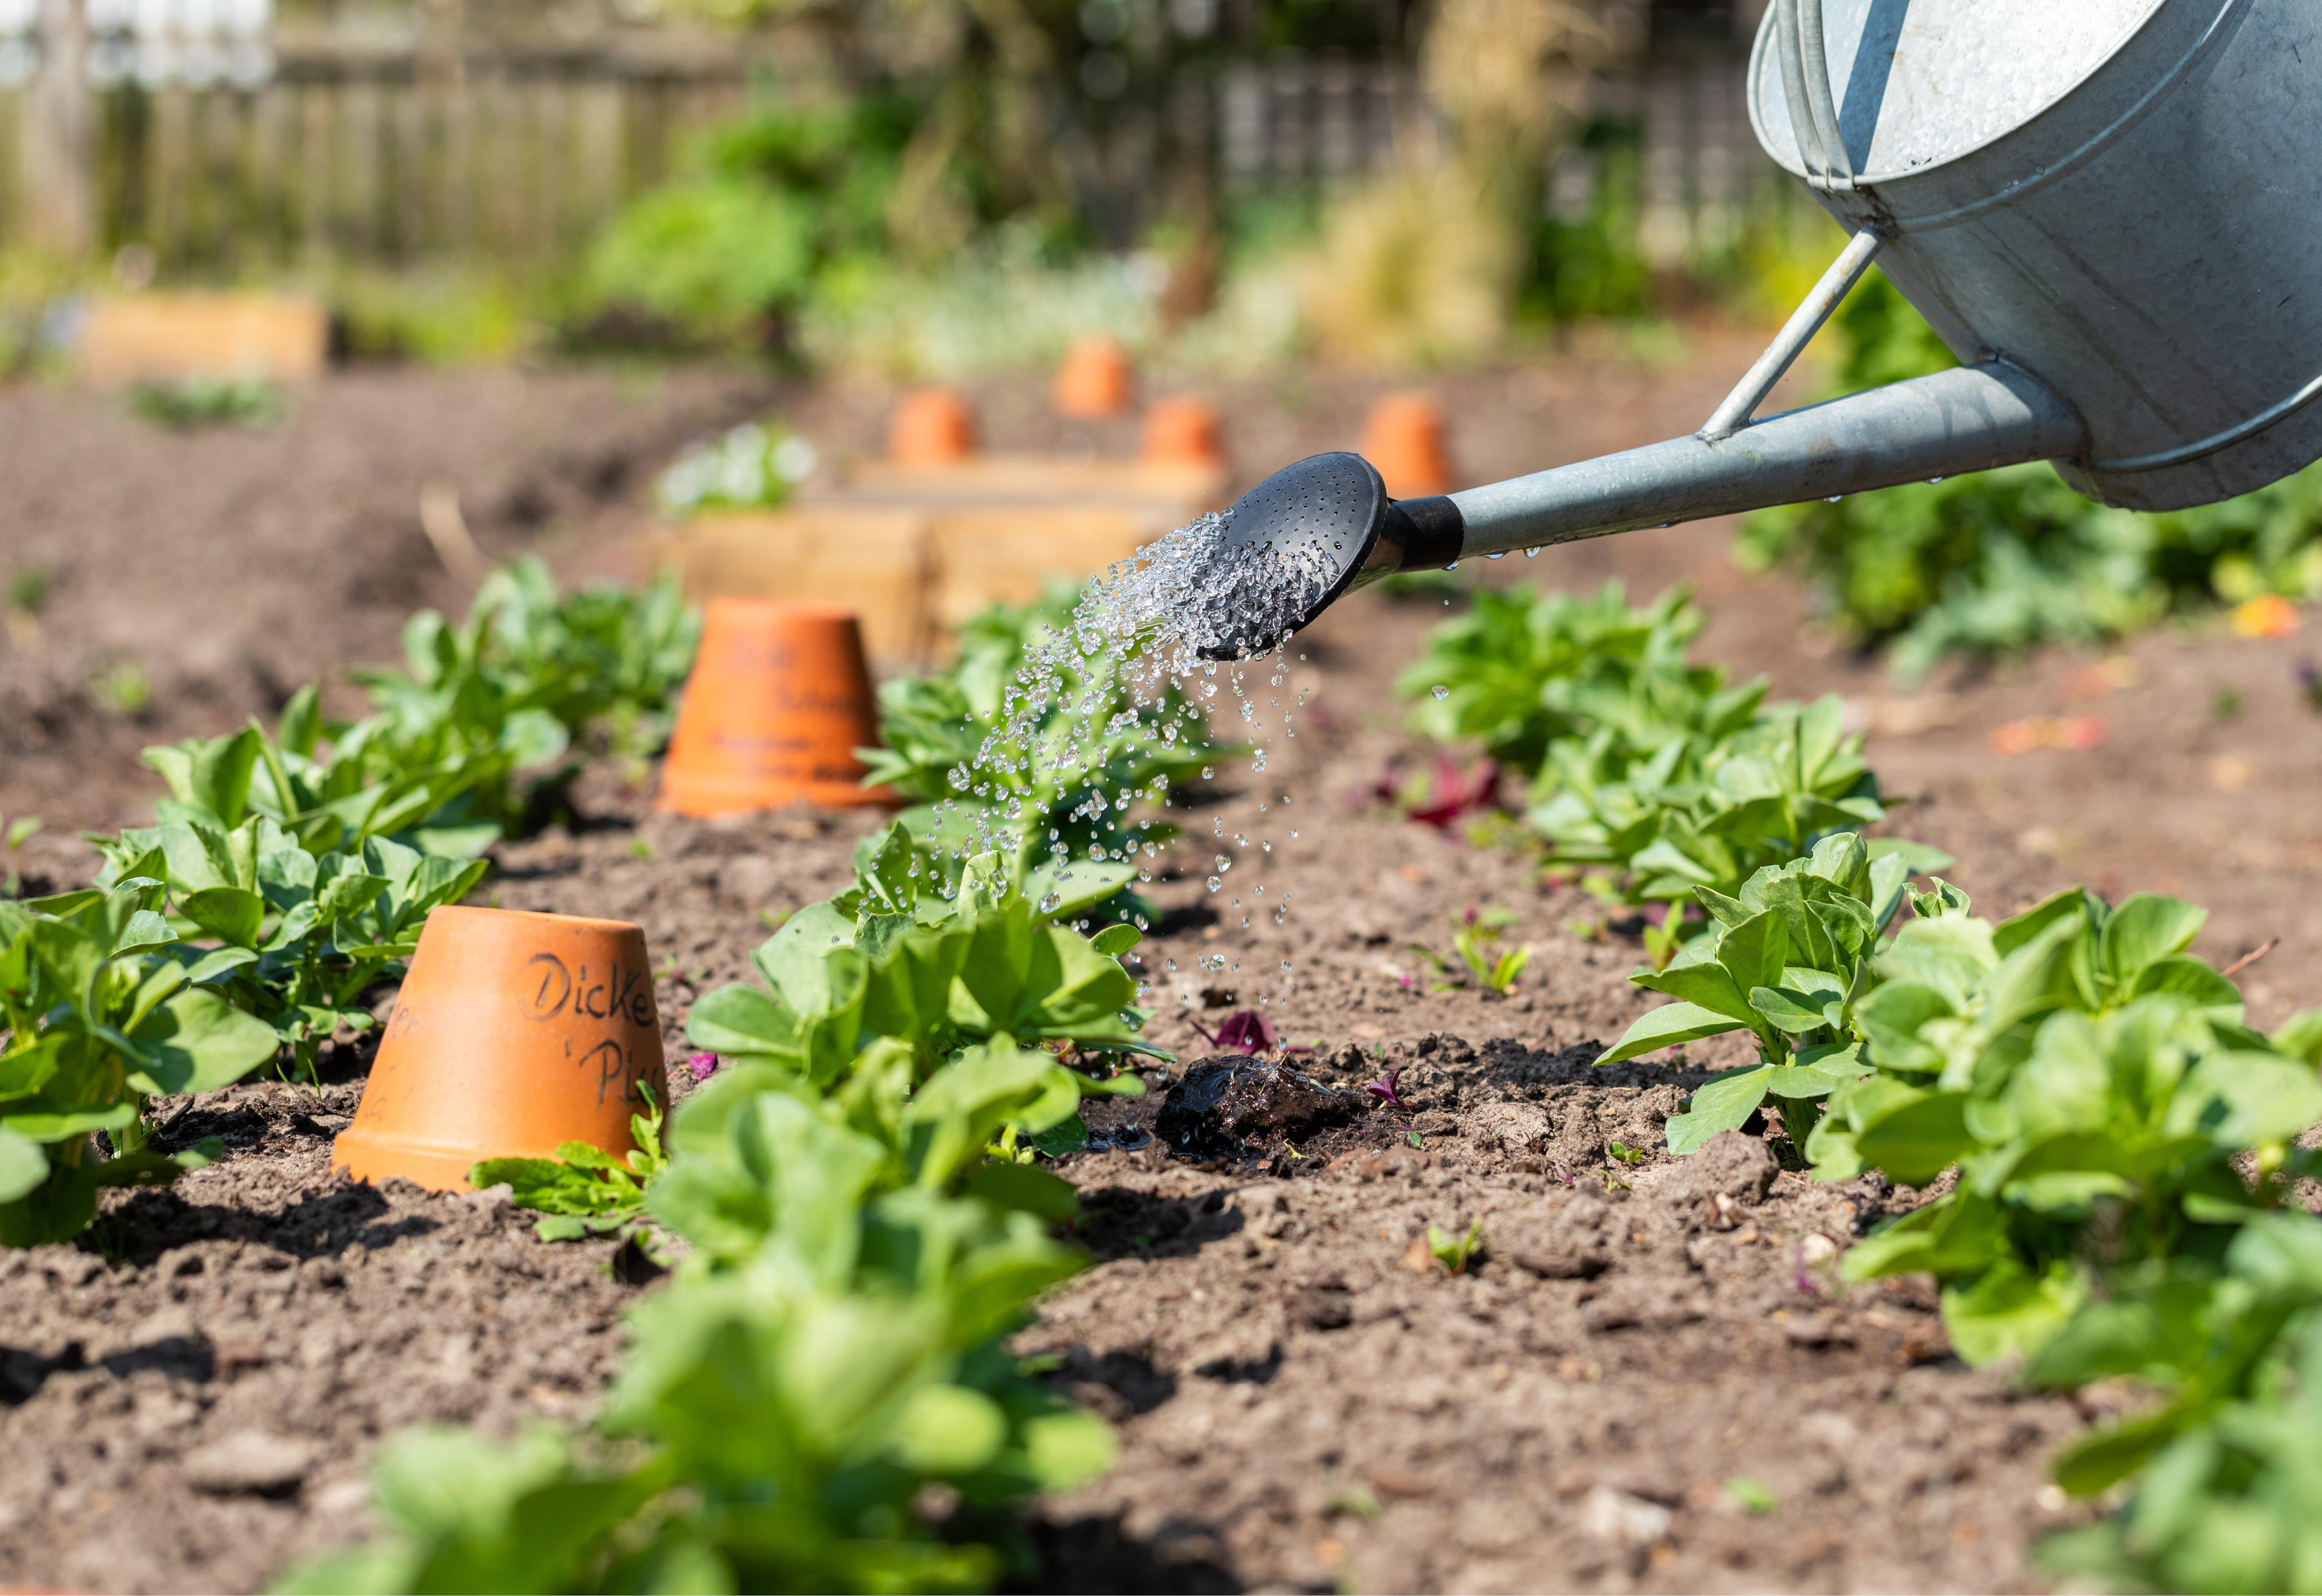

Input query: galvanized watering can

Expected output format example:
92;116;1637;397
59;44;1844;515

1209;0;2322;654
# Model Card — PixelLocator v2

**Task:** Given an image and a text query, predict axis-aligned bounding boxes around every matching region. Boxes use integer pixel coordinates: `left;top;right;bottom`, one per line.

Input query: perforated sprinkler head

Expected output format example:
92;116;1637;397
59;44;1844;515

1195;452;1463;659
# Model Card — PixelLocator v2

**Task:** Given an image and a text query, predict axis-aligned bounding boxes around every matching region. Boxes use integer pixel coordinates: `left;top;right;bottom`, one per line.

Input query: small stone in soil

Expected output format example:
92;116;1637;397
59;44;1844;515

183;1430;314;1497
1156;1057;1355;1157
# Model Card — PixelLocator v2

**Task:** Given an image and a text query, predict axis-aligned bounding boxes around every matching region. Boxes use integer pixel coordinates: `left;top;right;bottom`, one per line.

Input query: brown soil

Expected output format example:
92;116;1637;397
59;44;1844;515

2;336;2315;1592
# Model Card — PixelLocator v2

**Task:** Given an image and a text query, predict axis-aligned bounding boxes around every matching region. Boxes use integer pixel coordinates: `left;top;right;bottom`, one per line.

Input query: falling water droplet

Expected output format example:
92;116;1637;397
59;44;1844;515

1432;685;1450;700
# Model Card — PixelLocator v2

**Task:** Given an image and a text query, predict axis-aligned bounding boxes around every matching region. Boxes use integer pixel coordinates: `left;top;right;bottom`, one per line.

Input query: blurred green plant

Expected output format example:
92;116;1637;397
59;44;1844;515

655;420;819;516
1521;126;1648;323
90;661;152;716
1740;272;2322;677
126;375;284;430
580;89;916;350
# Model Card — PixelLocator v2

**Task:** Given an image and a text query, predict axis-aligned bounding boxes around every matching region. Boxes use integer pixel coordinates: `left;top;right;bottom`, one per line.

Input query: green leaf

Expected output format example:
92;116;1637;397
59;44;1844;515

1715;909;1789;994
0;1128;47;1204
1992;887;2085;957
892;1384;1008;1475
183;945;260;984
1665;1065;1771;1155
1854;1092;1975;1186
1633;960;1755;1024
2101;894;2207;990
1020;1406;1118;1490
1941;1258;2085;1368
127;987;283;1094
964;1160;1078;1222
180;886;266;950
684;985;805;1064
1597;1001;1745;1065
1749;985;1833;1035
2048;1405;2201;1499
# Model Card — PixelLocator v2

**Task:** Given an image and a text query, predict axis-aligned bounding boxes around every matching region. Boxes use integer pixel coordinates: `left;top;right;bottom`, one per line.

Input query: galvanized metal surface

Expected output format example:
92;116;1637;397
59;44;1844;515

1224;0;2322;623
1755;0;2167;185
1751;0;2322;510
1447;363;2088;558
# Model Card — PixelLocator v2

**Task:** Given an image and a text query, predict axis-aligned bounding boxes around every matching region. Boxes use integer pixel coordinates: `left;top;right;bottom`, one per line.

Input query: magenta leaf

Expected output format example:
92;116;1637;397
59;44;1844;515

1214;1009;1279;1055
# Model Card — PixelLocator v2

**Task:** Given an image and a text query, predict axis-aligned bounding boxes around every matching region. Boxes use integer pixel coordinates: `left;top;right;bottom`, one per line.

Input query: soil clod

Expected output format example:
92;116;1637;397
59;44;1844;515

1155;1057;1355;1157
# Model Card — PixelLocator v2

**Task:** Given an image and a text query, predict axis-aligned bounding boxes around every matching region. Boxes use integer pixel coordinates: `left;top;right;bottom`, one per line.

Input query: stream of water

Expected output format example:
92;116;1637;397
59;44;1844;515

921;509;1332;1024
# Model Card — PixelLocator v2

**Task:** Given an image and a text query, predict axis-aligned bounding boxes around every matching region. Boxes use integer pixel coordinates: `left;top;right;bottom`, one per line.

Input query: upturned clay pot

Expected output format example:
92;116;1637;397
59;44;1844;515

889;388;978;463
1361;391;1452;498
1140;395;1224;469
332;906;668;1192
658;599;888;817
1053;334;1134;418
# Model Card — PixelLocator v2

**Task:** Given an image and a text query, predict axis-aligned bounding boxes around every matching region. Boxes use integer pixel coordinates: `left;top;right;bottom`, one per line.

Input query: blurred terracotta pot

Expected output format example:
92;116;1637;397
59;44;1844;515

659;598;888;817
1141;395;1224;470
890;388;977;463
1362;391;1452;498
1053;335;1134;418
333;907;667;1192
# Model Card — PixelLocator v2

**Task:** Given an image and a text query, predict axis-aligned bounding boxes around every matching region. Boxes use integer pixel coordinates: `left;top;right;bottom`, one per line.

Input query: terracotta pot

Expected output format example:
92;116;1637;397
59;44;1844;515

333;907;667;1192
1361;391;1452;498
659;598;888;817
1053;335;1134;418
889;388;977;463
1141;396;1224;470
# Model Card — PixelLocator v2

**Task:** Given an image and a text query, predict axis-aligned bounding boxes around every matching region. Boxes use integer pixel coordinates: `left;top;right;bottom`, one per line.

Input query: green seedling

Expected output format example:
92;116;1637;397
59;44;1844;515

855;580;1231;923
90;661;150;716
1823;884;2322;1370
2;814;38;897
1399;580;1915;951
4;565;50;617
1;882;278;1245
655;419;814;515
1725;1478;1778;1515
471;1085;670;1245
1638;901;1691;971
1411;906;1530;994
92;817;487;1084
2211;686;2244;721
1427;1219;1484;1275
1606;1142;1647;1168
1596;832;1951;1158
127;375;283;430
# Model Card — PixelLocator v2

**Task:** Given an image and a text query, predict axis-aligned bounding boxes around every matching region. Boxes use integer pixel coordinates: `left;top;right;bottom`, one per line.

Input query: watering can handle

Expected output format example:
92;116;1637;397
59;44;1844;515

1776;0;1852;192
1697;0;1884;438
1701;225;1884;439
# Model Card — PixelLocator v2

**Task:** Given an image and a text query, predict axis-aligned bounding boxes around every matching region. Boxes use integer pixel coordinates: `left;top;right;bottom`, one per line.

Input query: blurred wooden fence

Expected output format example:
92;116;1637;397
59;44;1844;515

0;22;761;269
0;9;1785;275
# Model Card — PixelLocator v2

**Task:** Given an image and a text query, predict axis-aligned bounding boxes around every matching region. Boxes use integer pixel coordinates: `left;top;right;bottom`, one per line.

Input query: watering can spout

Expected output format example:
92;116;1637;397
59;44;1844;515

1197;0;2322;658
1197;355;2087;659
